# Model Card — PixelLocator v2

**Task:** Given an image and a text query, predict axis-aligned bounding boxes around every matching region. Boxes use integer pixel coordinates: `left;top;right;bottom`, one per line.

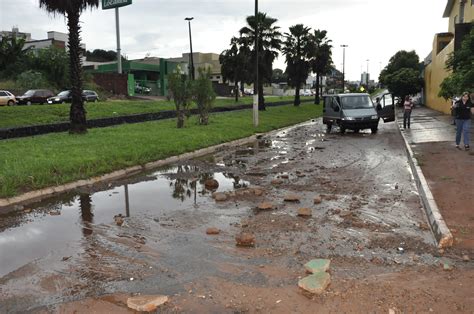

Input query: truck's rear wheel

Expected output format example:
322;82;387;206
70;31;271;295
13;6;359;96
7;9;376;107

371;126;378;134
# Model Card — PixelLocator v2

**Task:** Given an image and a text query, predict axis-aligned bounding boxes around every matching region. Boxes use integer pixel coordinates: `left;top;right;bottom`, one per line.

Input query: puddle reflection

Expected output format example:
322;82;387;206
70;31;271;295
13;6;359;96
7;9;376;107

0;165;249;277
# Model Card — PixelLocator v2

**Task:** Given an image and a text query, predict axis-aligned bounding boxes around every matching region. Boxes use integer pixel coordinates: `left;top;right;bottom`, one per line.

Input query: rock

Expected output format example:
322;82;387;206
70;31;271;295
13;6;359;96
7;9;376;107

297;208;312;217
298;272;331;295
284;194;300;202
304;259;331;273
271;179;283;185
296;173;306;178
252;188;264;196
462;255;470;262
212;192;228;202
206;227;220;235
280;174;289;179
204;179;219;190
235;232;255;247
127;295;168;312
49;210;61;216
442;261;453;271
257;202;274;210
313;196;322;204
114;214;124;226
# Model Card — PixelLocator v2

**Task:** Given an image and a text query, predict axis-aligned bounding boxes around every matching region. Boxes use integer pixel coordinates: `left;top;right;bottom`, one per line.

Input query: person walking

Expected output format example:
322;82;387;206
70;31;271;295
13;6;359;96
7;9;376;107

453;91;473;150
403;95;414;129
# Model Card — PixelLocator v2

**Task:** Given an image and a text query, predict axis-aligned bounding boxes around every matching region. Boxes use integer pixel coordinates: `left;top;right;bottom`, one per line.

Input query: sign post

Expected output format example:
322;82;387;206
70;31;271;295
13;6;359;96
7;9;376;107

102;0;132;74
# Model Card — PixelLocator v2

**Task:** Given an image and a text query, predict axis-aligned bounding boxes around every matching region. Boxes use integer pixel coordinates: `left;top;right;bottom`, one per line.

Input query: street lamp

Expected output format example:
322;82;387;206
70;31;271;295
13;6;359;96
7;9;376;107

340;44;348;93
184;17;195;80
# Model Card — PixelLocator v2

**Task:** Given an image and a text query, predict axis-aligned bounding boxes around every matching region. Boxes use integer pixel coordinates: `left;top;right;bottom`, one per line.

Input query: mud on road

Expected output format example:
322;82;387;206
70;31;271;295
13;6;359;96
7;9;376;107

1;119;473;313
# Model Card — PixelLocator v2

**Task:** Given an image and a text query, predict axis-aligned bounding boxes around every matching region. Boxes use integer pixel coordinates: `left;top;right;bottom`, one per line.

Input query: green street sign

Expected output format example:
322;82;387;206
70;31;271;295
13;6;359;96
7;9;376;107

102;0;132;10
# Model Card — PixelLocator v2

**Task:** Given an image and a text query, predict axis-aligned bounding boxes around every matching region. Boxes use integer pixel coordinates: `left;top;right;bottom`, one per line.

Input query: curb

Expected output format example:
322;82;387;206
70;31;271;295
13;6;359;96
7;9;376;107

0;119;316;211
396;114;453;248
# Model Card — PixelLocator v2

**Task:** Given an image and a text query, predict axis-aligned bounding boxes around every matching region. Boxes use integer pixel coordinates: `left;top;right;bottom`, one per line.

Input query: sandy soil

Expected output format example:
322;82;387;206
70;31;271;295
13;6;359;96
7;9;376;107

413;142;474;251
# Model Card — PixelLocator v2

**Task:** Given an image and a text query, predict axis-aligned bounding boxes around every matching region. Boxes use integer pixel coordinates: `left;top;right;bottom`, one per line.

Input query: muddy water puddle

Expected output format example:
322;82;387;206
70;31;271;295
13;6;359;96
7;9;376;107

0;165;250;277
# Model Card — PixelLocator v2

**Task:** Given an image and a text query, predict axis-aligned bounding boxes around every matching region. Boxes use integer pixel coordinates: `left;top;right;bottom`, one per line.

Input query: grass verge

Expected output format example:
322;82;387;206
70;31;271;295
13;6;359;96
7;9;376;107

0;103;321;198
0;96;313;129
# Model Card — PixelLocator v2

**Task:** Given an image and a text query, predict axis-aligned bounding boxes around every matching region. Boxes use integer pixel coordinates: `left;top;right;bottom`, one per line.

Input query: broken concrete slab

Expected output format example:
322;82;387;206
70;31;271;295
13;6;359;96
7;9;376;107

298;272;331;295
127;295;168;312
304;259;331;274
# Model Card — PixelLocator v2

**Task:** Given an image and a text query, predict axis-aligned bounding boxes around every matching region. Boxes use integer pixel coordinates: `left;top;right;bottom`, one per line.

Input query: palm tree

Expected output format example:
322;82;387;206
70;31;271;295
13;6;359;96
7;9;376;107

239;12;281;110
310;30;332;104
220;37;251;102
39;0;99;134
282;24;312;106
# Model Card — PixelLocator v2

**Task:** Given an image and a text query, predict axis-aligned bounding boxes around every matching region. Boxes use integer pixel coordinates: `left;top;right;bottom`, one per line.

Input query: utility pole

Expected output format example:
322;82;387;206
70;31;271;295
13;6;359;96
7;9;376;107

253;0;259;127
115;8;122;74
340;44;348;93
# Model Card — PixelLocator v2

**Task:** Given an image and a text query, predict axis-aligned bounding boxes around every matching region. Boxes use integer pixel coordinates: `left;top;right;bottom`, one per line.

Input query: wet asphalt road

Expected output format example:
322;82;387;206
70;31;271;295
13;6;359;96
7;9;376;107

0;117;440;312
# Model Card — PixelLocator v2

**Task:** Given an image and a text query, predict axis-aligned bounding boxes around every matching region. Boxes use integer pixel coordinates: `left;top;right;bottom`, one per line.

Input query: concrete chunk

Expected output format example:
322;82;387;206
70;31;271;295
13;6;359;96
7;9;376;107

127;295;168;312
298;272;331;295
304;259;331;273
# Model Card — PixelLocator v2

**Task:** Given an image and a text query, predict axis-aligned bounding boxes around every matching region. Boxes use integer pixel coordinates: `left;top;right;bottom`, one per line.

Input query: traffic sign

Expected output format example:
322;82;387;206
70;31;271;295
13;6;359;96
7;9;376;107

102;0;132;10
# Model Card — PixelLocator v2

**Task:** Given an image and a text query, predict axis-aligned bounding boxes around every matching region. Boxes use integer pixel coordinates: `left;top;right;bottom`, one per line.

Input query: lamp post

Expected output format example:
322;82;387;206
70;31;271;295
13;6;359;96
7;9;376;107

253;0;259;127
185;17;195;80
340;44;348;93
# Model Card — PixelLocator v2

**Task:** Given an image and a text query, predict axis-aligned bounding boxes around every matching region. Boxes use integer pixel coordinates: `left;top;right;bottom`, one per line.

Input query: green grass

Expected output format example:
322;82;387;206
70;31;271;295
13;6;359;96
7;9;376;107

0;96;312;129
0;103;322;198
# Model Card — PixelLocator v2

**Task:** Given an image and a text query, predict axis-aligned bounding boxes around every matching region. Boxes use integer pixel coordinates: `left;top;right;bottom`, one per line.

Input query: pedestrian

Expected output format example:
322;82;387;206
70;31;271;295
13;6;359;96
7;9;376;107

403;95;414;129
375;97;382;111
453;91;473;150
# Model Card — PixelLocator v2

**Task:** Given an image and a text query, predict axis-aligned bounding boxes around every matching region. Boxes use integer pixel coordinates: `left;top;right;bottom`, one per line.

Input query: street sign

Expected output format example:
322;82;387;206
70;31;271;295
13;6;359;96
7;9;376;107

102;0;132;10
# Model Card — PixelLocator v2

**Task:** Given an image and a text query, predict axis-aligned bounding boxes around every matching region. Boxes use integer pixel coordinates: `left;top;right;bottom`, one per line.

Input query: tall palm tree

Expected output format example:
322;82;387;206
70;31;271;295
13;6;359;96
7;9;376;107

310;30;332;104
282;24;312;106
239;12;281;110
39;0;99;134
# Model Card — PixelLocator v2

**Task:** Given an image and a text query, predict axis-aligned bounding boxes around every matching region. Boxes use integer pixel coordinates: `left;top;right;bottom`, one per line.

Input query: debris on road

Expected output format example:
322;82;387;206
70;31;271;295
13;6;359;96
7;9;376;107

206;227;220;235
235;232;255;247
127;295;169;312
304;259;331;274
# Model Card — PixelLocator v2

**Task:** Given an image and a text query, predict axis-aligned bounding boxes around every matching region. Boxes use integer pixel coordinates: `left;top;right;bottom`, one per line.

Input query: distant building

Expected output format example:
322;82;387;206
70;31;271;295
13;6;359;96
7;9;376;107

360;72;370;85
424;0;473;113
167;52;222;83
0;27;31;41
0;27;86;55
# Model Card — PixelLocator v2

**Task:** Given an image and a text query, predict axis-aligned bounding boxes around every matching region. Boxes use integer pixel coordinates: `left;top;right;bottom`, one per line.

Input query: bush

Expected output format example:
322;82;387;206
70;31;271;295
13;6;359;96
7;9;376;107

16;71;49;90
193;67;216;125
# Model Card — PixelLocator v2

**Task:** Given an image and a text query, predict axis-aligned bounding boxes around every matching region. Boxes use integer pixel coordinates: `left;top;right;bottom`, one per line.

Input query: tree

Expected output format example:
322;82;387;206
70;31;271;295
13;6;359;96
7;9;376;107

86;49;117;62
0;35;32;77
193;67;216;125
32;47;69;89
310;29;332;104
439;28;474;100
379;50;423;100
39;0;99;134
169;68;193;128
239;12;282;110
281;24;312;106
220;37;251;102
271;68;287;83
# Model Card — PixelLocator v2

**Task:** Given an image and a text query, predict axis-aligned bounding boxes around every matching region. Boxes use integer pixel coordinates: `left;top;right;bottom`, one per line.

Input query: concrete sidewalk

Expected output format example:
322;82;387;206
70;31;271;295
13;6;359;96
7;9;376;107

396;105;474;249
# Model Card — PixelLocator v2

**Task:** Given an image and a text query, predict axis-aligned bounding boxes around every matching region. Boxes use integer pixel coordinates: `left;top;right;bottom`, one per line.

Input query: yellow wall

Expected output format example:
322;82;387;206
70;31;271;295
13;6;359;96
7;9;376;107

425;39;453;114
425;1;473;113
448;1;474;32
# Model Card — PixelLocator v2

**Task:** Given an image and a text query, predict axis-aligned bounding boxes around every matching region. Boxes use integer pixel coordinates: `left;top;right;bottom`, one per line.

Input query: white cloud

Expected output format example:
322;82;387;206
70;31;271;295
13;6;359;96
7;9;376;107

0;0;448;81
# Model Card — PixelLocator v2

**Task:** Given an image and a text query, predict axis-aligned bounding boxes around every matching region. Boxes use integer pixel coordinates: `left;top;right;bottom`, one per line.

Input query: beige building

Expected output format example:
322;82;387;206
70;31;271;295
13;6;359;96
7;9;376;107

424;0;473;113
167;52;223;83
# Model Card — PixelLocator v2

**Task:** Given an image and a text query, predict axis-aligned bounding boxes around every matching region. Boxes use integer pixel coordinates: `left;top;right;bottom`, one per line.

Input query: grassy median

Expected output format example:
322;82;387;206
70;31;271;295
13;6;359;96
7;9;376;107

0;96;313;129
0;103;321;198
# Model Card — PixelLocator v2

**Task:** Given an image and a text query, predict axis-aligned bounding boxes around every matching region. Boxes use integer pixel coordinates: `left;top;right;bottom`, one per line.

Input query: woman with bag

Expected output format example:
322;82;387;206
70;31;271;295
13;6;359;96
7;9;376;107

453;91;473;150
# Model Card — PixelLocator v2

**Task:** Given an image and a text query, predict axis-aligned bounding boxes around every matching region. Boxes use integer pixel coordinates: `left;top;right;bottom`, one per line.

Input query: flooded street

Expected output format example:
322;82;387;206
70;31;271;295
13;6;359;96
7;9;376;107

1;119;473;313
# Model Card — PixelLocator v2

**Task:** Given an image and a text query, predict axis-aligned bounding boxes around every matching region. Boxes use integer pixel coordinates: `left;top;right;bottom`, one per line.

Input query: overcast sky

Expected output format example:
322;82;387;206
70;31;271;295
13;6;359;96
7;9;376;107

1;0;448;81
